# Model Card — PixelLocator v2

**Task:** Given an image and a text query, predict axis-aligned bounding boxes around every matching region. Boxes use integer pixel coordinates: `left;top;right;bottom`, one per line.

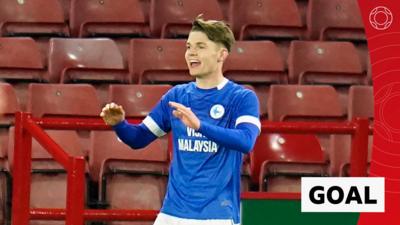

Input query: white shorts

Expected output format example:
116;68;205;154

153;213;240;225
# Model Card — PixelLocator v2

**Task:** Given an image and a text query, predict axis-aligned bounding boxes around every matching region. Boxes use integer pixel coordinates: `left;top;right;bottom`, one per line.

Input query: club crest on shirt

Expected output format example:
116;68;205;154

210;104;225;119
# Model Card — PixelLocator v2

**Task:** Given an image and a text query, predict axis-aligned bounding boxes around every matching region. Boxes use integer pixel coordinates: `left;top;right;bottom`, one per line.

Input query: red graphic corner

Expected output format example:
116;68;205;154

357;0;400;224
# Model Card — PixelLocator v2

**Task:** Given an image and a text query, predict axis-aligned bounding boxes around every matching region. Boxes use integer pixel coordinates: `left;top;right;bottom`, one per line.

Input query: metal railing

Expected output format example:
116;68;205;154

11;112;370;224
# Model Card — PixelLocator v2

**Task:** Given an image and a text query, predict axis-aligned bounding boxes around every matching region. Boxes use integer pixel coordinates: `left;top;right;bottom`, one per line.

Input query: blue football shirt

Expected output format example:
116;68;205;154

142;79;260;223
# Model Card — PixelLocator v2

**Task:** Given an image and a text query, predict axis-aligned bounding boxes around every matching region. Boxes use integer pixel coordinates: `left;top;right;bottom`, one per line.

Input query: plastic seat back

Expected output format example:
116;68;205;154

48;38;127;83
150;0;224;38
0;0;69;37
288;41;364;85
70;0;149;37
230;0;303;40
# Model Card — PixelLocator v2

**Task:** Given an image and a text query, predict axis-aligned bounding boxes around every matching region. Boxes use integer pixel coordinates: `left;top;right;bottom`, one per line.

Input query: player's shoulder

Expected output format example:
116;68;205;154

168;82;194;94
161;82;194;100
228;81;257;99
171;82;194;91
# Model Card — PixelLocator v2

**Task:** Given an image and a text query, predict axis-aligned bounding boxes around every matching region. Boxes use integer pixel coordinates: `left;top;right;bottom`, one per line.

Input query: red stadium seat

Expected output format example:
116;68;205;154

260;161;327;192
0;82;18;165
268;84;346;160
28;83;101;157
295;0;308;26
8;129;84;171
229;0;303;40
8;128;85;225
129;39;189;84
0;129;8;171
48;38;128;83
243;85;269;118
0;83;19;184
307;0;365;41
149;0;224;38
0;0;69;37
0;37;45;81
27;83;101;118
241;154;251;191
250;133;326;191
253;85;269;118
90;131;169;225
348;85;373;121
217;0;230;21
0;83;17;225
287;41;364;85
59;0;71;22
355;43;370;74
223;41;287;84
70;0;150;37
331;86;373;177
0;83;20;126
268;85;345;122
109;84;172;118
330;134;372;177
0;173;6;225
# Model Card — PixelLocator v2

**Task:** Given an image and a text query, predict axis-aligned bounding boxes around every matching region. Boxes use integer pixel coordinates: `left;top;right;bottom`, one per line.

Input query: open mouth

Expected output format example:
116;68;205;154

189;60;201;68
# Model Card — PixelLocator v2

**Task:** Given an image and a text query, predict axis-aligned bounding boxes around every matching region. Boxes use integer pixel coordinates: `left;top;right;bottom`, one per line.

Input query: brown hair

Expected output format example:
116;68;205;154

191;15;235;52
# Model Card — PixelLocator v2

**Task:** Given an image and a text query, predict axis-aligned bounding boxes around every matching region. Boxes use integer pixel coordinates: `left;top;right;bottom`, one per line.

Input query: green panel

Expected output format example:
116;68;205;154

242;199;359;225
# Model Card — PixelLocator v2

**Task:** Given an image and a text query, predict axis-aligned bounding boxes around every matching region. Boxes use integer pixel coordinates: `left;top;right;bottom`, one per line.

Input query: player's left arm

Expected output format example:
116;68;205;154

169;90;260;153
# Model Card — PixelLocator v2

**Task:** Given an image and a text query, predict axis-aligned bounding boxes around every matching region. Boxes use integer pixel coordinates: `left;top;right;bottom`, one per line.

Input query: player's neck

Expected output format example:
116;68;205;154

195;72;225;89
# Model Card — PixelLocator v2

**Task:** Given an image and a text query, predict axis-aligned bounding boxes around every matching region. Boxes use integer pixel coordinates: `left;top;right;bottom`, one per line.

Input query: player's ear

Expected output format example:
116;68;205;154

218;48;229;63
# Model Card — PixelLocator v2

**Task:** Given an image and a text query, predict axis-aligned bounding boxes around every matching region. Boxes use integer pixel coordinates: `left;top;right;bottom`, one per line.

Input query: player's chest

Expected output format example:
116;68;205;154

170;94;235;128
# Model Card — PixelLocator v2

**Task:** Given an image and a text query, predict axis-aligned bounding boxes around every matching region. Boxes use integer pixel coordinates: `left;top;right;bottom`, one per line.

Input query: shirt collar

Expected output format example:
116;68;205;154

217;78;229;90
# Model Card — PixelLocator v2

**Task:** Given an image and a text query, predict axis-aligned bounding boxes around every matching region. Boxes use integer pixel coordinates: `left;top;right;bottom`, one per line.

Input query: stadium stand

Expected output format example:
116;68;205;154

109;84;172;118
48;38;128;83
27;83;101;118
307;0;365;41
0;37;46;82
3;0;373;223
251;133;326;192
229;0;304;40
268;84;346;163
0;0;69;37
0;83;20;126
8;128;85;225
329;85;373;176
287;41;365;85
90;130;168;225
129;39;188;84
70;0;150;38
268;85;345;122
348;85;373;121
149;0;224;38
223;41;287;84
330;134;372;177
0;83;18;225
27;83;101;157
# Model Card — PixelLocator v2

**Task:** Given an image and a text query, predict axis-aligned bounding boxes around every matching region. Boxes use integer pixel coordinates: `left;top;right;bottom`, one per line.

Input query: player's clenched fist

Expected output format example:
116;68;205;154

100;102;125;126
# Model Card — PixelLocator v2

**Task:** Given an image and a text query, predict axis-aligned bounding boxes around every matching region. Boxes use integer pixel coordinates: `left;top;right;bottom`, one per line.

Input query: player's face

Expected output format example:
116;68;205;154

185;31;222;78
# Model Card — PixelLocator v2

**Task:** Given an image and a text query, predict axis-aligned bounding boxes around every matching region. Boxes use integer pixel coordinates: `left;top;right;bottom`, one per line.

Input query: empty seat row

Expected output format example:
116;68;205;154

0;83;374;179
251;133;326;191
0;82;374;158
0;37;367;85
0;0;365;41
0;84;373;224
4;124;262;224
4;126;167;225
0;125;373;225
0;83;373;124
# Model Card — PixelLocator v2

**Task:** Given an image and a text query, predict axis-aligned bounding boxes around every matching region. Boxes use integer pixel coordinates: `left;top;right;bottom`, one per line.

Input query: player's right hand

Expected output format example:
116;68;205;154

100;102;125;126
